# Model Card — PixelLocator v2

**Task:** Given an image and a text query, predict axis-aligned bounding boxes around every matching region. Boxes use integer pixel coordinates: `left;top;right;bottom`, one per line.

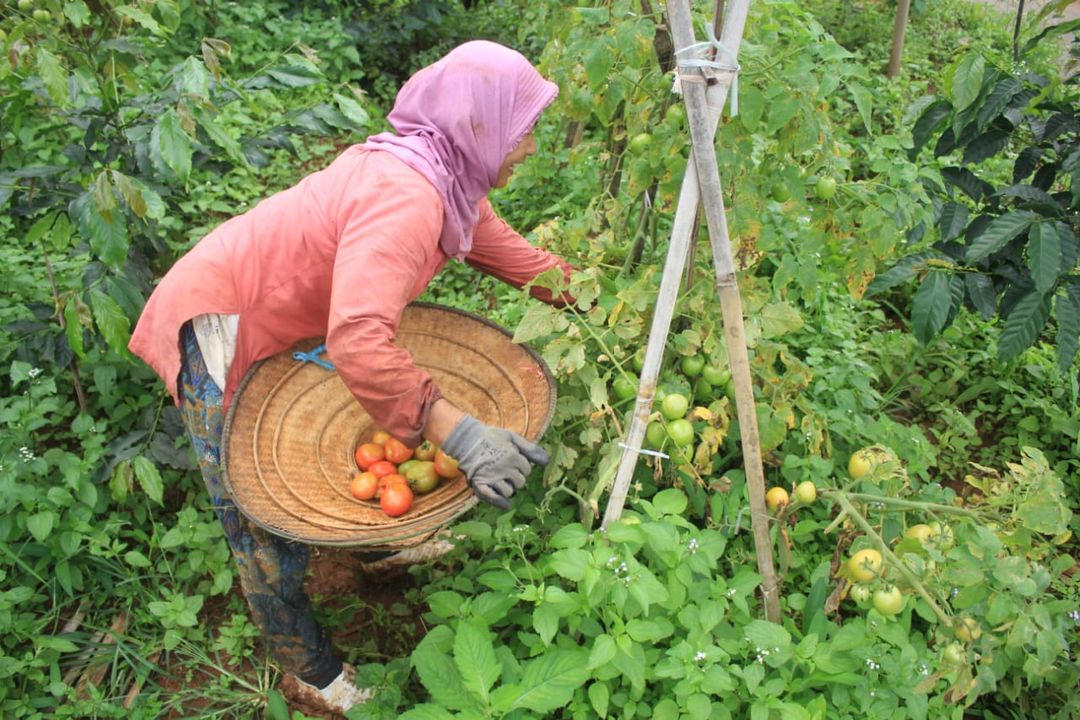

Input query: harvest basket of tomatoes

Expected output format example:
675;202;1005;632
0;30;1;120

221;303;555;548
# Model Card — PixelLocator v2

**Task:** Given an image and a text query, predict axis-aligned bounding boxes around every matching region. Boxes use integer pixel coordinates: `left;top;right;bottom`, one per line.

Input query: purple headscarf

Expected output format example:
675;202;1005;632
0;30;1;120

362;41;559;259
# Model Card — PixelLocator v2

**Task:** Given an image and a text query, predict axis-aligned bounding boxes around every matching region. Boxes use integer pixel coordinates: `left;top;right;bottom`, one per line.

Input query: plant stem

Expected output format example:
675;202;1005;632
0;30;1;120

831;490;952;627
827;490;981;519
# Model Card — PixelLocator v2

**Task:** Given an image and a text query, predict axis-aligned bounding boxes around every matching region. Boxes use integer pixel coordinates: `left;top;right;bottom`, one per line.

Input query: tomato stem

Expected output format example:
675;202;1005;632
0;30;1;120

824;490;982;519
831;490;953;628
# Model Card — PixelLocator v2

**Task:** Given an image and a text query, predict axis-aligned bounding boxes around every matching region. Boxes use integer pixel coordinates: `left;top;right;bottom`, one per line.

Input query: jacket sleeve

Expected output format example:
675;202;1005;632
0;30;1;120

324;174;444;447
465;198;576;306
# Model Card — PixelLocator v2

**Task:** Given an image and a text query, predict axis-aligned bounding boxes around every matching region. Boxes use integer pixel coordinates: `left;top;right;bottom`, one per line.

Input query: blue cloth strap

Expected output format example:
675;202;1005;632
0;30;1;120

292;344;336;371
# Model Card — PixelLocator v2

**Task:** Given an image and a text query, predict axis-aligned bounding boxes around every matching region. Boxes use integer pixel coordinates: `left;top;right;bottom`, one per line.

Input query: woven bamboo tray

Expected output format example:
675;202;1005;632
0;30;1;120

221;303;555;548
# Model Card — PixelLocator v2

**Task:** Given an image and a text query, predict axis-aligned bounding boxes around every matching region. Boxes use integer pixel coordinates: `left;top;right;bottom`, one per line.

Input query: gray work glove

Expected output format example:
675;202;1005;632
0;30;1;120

441;415;550;510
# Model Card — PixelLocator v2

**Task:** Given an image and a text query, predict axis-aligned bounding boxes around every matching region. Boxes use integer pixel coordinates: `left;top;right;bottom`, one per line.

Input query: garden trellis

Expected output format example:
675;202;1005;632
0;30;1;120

600;0;781;623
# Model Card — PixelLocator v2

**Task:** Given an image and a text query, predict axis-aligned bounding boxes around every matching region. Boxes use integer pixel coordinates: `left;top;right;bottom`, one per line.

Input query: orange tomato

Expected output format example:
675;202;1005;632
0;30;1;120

349;472;379;501
368;460;397;480
354;442;385;470
433;450;460;479
383;437;413;465
380;481;414;517
414;440;437;461
371;430;392;445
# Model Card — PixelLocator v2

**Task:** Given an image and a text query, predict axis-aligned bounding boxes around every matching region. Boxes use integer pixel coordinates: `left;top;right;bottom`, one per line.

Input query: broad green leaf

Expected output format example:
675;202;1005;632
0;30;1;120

513;303;569;343
765;95;799;134
866;251;937;295
111;172;147;218
503;649;589;713
909;100;952;157
759;302;803;338
548;548;588;582
454;621;500;702
950;53;986;111
64;1;92;28
589;634;616;669
152;110;193;181
399;706;457;720
265;689;289;720
963;128;1009;164
652;488;688;515
1014;146;1041;182
738;85;765;133
36;48;68;106
116;6;167;36
1028;222;1063;293
911;270;956;344
576;7;610;23
745;619;792;652
124;551;152;568
194;107;248;168
965;273;997;319
584;40;613;91
89;288;131;357
178;57;211;98
588;681;609;718
939;202;969;242
27;511;57;542
63;295;87;358
132;456;164;505
999;289;1051;362
549;523;588;549
977;77;1022;129
965;211;1036;262
411;628;478;711
847;82;873;134
686;694;712;720
941;166;994;201
72;191;128;268
334;92;370;128
611;640;646;695
1056;281;1080;370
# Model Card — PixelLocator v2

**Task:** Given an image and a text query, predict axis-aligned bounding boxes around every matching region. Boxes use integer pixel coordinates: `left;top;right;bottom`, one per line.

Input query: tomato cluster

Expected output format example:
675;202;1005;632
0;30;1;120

351;431;463;518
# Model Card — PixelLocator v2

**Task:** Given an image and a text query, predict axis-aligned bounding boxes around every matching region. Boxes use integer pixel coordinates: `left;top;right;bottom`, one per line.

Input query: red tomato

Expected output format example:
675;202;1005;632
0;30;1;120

433;450;460;479
368;460;397;480
383;438;413;465
377;473;408;495
370;430;391;445
349;472;378;501
414;440;437;461
380;480;414;517
354;442;385;470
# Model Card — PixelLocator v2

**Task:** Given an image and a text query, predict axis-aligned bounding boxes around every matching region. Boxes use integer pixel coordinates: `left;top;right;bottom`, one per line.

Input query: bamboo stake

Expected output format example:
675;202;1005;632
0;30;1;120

667;0;781;623
601;0;745;531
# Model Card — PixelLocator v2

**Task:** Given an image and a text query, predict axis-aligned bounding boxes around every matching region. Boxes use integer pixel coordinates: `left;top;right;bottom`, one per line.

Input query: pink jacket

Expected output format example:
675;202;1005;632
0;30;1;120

129;147;572;445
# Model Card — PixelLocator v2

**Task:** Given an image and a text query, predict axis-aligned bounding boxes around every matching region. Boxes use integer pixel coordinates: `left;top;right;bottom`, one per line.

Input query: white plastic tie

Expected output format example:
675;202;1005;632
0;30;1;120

619;442;669;460
673;24;740;116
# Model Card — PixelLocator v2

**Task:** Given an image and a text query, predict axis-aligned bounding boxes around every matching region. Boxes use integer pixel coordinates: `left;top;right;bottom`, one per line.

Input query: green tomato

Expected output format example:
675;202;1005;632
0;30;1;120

904;523;935;544
849;583;873;605
666;418;695;447
632;350;645;373
693;378;713;402
665;103;686;126
814;176;838;201
628;132;653;156
18;0;34;11
794;480;817;504
928;521;955;551
0;29;7;42
872;585;905;616
660;393;689;421
941;642;967;669
680;355;704;378
613;374;638;401
770;182;791;202
701;364;729;386
645;421;667;449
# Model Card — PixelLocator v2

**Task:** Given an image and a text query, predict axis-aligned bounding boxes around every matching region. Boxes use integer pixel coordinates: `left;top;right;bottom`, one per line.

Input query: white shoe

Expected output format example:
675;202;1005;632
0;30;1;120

290;663;372;714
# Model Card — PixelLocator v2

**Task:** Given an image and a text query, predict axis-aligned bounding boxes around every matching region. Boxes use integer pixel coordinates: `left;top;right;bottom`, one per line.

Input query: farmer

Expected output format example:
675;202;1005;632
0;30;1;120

129;40;573;714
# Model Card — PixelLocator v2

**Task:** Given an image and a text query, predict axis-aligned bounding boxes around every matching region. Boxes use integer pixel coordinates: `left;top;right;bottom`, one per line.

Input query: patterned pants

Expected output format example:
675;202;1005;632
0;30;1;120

177;323;342;688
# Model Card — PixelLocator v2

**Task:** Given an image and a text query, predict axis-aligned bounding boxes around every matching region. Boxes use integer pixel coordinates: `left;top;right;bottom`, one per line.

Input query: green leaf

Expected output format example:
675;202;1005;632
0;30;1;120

88;288;131;357
847;82;873;134
27;511;57;542
411;628;477;711
334;92;370;128
503;649;589;714
116;6;167;36
963;128;1010;164
941;167;994;202
548;548;589;582
111;172;147;219
950;53;986;111
124;551;152;568
912;270;957;344
745;619;792;652
1028;222;1064;293
739;85;765;133
1056;281;1080;370
965;211;1036;262
587;681;609;718
513;303;569;343
765;95;799;134
866;251;937;295
965;273;997;319
178;57;211;98
64;296;86;359
588;634;616;669
549;524;588;549
652;488;688;515
132;456;164;505
194;107;248;168
759;302;803;338
265;689;289;720
999;289;1051;362
36;48;68;106
454;621;500;703
909;100;952;157
64;1;92;28
939;202;969;242
399;705;457;720
977;77;1022;129
152;110;193;182
1014;146;1041;182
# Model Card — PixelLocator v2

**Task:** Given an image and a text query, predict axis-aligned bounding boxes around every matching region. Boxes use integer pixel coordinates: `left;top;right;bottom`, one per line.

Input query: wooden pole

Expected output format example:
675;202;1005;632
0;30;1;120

666;0;781;623
887;0;911;78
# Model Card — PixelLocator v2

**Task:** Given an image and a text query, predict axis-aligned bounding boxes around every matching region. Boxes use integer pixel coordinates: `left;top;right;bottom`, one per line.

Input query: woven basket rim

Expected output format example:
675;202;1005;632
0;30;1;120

220;301;557;547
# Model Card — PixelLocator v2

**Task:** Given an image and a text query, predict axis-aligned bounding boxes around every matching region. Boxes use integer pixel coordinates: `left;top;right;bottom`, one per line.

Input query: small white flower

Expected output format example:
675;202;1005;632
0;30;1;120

694;651;707;662
687;538;699;554
865;659;881;670
27;367;42;379
18;447;35;462
726;588;736;597
1068;610;1080;623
